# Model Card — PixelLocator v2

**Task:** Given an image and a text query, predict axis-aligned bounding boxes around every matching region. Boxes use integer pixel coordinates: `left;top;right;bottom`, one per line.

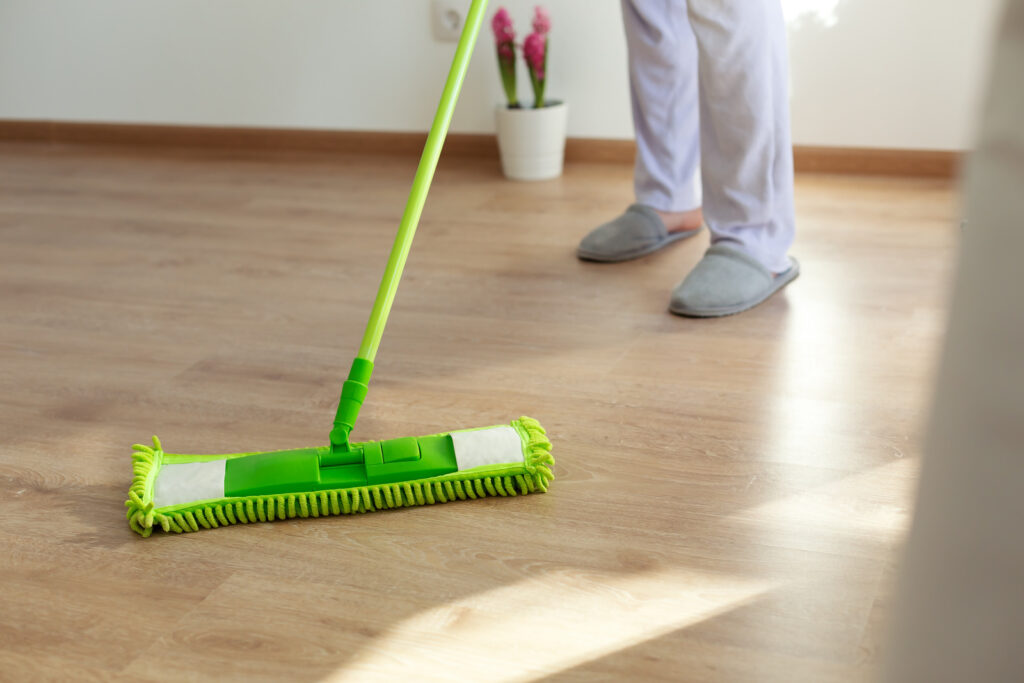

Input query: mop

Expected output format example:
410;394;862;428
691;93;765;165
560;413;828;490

125;0;553;536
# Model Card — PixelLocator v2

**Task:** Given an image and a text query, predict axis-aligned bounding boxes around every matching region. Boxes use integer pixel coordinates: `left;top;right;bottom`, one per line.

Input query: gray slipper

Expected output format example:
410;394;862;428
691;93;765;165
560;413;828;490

669;244;800;318
577;204;702;262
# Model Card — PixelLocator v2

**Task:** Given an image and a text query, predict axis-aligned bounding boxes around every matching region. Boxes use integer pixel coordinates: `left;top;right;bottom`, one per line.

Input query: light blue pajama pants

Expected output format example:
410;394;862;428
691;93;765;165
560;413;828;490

622;0;795;273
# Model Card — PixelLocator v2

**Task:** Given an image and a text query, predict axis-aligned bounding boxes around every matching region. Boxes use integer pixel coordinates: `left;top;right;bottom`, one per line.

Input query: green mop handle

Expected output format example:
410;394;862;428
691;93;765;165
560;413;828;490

329;0;489;452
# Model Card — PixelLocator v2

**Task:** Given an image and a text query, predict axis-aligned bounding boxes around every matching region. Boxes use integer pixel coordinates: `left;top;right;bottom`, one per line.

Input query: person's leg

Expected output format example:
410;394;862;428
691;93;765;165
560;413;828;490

576;1;702;262
623;0;702;230
688;0;794;274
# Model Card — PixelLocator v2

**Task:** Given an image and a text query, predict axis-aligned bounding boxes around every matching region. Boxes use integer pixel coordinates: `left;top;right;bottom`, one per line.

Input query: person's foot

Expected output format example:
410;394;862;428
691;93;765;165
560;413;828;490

669;244;799;318
577;204;703;263
653;207;704;234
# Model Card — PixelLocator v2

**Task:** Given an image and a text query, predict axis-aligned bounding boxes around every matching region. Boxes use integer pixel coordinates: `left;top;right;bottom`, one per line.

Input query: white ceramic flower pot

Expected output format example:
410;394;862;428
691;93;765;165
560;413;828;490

495;101;568;181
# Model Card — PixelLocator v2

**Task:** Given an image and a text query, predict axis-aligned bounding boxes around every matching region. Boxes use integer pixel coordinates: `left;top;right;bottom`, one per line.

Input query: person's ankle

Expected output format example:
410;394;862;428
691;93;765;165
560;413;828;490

653;207;703;233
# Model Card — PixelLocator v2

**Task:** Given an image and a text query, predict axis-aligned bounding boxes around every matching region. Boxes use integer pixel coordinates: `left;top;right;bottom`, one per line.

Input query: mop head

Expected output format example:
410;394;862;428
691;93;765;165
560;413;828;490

125;417;553;537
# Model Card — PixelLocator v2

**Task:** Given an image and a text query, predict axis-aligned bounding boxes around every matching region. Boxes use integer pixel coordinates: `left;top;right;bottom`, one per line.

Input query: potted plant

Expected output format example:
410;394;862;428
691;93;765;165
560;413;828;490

492;6;568;181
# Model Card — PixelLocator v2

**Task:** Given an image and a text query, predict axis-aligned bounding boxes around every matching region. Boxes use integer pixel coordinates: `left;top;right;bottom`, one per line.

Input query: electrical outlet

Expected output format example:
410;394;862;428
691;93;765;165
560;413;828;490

431;0;465;42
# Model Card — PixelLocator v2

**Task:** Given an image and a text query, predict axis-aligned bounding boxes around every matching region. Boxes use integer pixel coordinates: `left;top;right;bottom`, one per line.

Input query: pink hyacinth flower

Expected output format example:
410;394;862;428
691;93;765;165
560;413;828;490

492;7;515;42
532;6;551;35
523;31;546;78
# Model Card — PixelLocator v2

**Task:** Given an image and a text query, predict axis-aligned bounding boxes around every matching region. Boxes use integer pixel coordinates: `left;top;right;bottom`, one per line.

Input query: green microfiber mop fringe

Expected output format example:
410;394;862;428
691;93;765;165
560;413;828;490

125;417;554;537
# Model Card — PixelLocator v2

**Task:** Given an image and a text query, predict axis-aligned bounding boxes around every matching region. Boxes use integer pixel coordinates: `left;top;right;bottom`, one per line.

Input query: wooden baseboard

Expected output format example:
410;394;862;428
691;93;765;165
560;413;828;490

0;119;962;178
0;120;488;157
567;139;964;176
793;145;962;178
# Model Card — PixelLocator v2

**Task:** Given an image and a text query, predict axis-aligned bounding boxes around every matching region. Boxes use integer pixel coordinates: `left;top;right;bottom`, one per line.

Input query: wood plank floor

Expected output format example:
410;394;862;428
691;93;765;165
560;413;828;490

0;142;958;682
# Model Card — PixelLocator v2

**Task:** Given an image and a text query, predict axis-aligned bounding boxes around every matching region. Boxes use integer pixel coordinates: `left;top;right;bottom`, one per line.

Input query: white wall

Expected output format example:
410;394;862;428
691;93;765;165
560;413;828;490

0;0;1004;150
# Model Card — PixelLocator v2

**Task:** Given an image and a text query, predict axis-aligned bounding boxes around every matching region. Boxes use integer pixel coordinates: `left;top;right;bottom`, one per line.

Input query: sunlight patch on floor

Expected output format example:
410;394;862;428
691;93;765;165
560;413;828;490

764;273;859;467
320;568;772;682
732;458;916;537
